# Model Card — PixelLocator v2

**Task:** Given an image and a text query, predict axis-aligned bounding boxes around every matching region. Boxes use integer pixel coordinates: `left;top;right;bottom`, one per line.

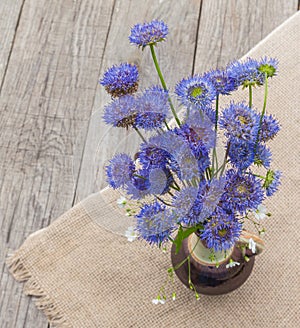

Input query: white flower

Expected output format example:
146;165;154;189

253;204;268;220
117;196;127;208
248;238;256;254
124;226;137;242
226;259;240;269
152;297;165;305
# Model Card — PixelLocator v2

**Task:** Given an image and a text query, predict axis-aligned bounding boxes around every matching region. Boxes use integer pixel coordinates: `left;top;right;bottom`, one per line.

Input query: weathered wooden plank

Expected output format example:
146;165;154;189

0;0;115;327
0;0;24;90
74;0;203;201
194;0;298;72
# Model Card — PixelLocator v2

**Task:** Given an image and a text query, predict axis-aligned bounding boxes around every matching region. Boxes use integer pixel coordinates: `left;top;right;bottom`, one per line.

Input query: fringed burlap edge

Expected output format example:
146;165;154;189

6;254;72;328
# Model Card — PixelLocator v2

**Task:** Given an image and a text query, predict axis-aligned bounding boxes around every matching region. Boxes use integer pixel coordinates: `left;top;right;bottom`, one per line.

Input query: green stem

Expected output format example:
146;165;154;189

219;141;231;177
149;44;181;127
133;126;147;143
215;94;219;131
211;95;219;177
249;85;253;108
255;72;268;152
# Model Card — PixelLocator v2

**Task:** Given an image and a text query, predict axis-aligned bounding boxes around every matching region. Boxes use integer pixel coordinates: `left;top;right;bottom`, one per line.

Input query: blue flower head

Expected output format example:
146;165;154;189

204;68;236;95
226;58;263;88
258;57;278;78
200;207;242;252
219;102;260;142
175;75;216;108
129;20;168;48
254;144;272;168
263;170;281;196
136;202;177;245
184;110;216;149
135;86;169;130
106;153;135;189
221;169;264;214
259;114;280;142
100;63;139;97
103;95;137;128
228;140;255;170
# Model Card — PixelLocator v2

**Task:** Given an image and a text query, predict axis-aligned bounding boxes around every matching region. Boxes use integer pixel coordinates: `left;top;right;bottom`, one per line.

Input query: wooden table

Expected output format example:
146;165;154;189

0;1;298;327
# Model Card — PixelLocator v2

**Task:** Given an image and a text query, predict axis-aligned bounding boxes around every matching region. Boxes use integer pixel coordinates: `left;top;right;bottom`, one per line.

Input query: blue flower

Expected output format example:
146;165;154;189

227;58;265;88
228;140;255;170
257;57;278;78
175;75;216;108
136;202;177;245
221;169;264;213
219;102;260;142
174;124;210;174
172;186;199;220
106;153;135;189
200;207;242;252
148;167;173;195
129;20;168;48
263;170;281;196
204;68;236;95
254;144;272;168
103;95;137;128
126;169;151;199
258;114;280;142
100;63;139;97
183;110;216;149
135;86;169;130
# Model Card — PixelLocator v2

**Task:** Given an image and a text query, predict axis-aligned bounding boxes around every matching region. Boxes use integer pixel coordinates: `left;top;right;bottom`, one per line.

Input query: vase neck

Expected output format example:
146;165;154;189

188;233;233;266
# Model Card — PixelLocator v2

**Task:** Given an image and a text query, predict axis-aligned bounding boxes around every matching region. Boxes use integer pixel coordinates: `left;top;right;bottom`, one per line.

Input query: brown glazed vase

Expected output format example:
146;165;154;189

171;231;264;296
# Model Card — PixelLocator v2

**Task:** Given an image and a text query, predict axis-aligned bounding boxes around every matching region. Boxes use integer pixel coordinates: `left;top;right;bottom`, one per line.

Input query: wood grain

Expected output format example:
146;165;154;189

194;0;298;72
0;0;24;90
0;0;298;327
0;0;115;327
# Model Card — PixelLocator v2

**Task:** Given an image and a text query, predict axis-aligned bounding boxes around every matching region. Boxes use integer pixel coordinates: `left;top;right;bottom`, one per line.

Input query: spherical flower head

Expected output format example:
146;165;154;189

228;140;255;170
103;95;137;128
204;68;236;95
148;167;173;195
172;186;198;219
135;86;169;130
226;58;263;88
259;114;280;142
173;124;210;175
129;20;168;48
136;202;177;245
175;75;216;108
222;169;264;214
100;63;139;97
254;144;272;168
263;170;281;196
138;143;174;170
200;207;242;252
184;110;216;149
258;57;278;78
219;102;260;142
106;153;135;189
126;169;151;199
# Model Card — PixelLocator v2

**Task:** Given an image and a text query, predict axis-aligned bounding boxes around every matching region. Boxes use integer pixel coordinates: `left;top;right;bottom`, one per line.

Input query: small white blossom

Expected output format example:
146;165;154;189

248;238;256;254
117;196;127;208
226;259;240;269
253;204;268;220
152;297;165;305
124;226;137;242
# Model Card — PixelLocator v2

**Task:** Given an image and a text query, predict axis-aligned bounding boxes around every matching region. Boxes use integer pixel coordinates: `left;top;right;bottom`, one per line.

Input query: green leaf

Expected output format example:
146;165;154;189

173;224;203;254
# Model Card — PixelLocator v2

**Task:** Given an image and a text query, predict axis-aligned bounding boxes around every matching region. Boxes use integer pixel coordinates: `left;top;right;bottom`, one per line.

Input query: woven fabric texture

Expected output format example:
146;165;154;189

7;12;300;328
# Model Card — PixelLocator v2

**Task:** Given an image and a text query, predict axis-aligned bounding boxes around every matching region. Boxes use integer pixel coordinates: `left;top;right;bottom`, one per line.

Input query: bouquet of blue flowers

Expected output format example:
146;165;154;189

100;19;281;299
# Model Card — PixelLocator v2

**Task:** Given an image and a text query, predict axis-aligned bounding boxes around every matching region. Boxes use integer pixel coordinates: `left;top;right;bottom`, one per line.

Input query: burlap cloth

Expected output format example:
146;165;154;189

6;12;300;328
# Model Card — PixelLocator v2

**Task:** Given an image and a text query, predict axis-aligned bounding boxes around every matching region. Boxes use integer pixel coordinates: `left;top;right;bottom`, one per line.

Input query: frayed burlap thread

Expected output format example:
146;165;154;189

6;12;300;328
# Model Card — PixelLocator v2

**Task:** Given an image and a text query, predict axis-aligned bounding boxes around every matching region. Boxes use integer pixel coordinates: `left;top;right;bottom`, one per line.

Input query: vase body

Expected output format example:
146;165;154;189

171;231;264;296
